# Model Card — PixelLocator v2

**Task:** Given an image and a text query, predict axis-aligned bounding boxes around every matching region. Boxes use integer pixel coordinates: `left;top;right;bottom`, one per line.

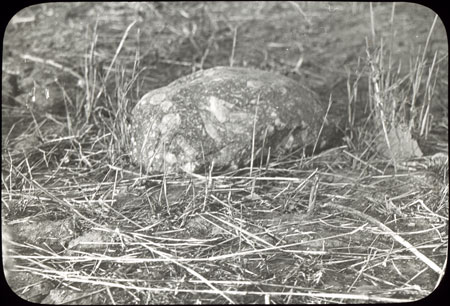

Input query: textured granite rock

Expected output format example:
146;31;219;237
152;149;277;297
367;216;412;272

131;66;325;173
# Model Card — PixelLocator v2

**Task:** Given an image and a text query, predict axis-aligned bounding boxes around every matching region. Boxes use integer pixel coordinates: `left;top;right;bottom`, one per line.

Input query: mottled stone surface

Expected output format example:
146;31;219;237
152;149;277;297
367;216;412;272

131;66;325;173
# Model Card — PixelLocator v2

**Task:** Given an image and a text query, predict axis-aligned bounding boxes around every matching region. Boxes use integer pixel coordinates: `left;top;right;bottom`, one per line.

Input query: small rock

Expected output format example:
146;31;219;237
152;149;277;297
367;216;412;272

2;73;19;105
11;134;40;152
131;66;326;173
375;123;423;160
41;289;100;305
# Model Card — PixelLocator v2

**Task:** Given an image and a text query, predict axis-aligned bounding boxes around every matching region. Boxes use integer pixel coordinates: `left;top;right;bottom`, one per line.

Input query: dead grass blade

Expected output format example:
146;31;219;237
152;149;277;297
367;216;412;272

323;202;444;276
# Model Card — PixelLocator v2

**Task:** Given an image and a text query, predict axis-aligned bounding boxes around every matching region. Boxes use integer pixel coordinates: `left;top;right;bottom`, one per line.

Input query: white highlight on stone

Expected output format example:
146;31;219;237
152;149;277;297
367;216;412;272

274;117;286;128
203;118;222;142
181;162;196;173
164;152;177;165
207;96;232;123
176;136;197;158
246;79;264;89
160;113;181;134
149;93;167;105
160;100;173;112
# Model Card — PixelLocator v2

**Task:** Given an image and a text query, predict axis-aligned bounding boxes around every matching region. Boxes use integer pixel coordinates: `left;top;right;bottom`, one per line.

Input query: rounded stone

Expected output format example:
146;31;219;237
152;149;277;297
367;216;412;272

131;66;325;173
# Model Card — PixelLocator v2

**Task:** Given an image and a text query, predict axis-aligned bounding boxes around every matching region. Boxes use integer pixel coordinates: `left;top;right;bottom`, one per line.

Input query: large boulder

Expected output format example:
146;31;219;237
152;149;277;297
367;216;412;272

131;66;326;173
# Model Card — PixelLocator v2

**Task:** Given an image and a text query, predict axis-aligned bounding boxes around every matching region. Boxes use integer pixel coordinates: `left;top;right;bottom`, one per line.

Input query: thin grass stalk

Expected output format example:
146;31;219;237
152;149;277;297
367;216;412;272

100;20;137;98
312;94;333;156
409;53;425;130
83;20;99;121
249;93;260;197
229;27;237;67
369;3;376;44
419;50;438;136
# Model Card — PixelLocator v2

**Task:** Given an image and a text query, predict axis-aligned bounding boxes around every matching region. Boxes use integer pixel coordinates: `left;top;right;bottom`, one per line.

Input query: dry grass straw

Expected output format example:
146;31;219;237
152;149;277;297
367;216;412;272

2;2;447;304
3;139;447;303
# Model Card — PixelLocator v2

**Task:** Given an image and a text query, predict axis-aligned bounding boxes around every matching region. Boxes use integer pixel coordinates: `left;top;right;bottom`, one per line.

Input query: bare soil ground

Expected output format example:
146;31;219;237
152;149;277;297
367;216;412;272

2;2;448;304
